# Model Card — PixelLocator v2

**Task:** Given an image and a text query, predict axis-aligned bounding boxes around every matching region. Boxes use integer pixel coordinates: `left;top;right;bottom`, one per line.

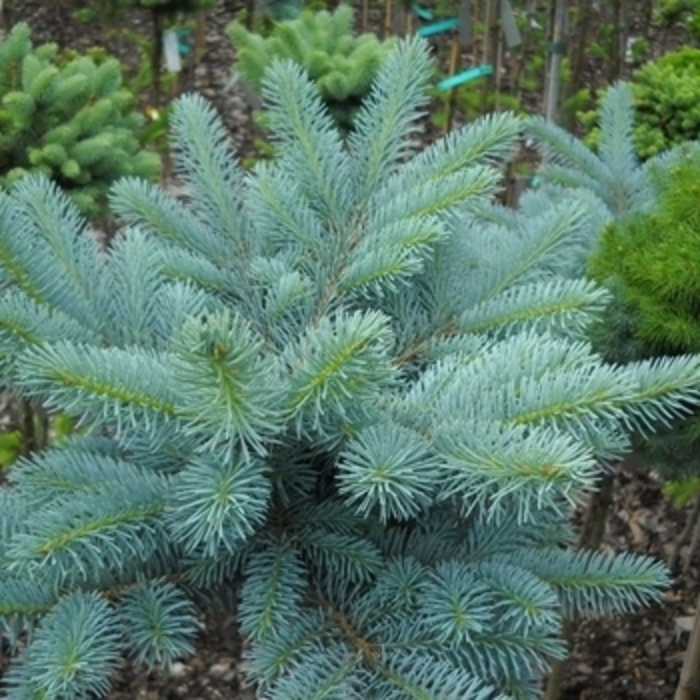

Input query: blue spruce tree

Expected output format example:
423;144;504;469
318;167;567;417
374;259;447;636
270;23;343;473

1;38;699;699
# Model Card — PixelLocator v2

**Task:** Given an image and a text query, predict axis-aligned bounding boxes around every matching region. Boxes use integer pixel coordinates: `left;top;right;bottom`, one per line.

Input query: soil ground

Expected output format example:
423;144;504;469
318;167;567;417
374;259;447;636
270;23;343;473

1;1;699;698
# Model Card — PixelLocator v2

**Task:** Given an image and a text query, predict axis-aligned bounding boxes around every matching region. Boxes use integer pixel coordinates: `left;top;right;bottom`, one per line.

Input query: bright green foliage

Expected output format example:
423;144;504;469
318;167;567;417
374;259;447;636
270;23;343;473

229;5;396;132
582;47;700;159
590;160;700;354
631;47;700;158
0;23;160;218
588;158;700;478
1;38;699;698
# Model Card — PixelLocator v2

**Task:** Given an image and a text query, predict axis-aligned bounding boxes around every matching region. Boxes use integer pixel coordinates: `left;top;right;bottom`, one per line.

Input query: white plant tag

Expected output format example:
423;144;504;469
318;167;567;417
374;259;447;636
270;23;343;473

163;30;181;73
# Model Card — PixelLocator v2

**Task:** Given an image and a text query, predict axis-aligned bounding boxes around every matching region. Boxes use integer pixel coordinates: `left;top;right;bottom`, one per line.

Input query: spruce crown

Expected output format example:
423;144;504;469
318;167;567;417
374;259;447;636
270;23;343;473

1;37;699;699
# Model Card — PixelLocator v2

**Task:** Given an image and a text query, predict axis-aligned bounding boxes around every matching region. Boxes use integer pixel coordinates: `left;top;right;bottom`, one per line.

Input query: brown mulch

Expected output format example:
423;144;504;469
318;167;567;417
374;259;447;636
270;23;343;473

560;464;699;700
2;2;699;698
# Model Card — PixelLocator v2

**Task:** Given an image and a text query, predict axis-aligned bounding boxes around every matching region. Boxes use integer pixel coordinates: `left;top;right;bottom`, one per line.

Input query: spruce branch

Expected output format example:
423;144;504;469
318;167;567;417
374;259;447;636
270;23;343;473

171;310;281;454
459;278;611;338
348;35;433;203
283;310;396;435
239;544;307;641
531;550;671;617
166;452;270;556
9;177;103;330
261;59;349;226
15;341;179;433
118;581;198;667
0;290;95;371
2;592;121;699
338;423;440;522
169;94;248;250
110;177;231;264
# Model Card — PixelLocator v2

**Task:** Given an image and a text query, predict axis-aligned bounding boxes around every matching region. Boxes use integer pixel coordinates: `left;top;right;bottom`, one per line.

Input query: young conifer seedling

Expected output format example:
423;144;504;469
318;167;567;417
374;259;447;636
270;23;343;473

1;38;700;699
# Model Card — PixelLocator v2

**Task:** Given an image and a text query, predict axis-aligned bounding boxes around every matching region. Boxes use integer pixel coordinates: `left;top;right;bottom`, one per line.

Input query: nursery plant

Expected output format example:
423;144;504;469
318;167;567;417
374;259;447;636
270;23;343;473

2;38;700;699
229;5;396;133
0;23;160;219
588;122;700;700
580;46;700;159
658;0;700;42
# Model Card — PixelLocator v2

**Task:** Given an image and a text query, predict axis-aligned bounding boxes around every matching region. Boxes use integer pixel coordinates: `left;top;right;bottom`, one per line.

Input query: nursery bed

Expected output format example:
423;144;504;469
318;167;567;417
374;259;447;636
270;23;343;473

2;1;698;698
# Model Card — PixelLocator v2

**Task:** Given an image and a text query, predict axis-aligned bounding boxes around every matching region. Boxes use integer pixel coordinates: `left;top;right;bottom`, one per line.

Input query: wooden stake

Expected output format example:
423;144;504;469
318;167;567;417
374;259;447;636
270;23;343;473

194;10;207;65
392;1;406;36
544;0;567;122
510;0;538;101
384;0;393;39
675;593;700;700
670;494;700;571
480;0;499;113
684;512;700;574
444;34;461;134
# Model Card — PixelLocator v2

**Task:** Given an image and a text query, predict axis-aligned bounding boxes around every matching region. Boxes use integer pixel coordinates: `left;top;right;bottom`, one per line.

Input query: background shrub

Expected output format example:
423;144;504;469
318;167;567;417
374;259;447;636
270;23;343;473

582;47;700;159
228;5;396;133
0;23;160;218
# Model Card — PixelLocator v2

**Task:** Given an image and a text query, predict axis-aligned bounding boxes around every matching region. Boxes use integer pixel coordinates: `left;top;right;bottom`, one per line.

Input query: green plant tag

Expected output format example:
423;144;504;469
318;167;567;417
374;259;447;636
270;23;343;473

437;64;492;90
417;17;459;37
412;4;433;21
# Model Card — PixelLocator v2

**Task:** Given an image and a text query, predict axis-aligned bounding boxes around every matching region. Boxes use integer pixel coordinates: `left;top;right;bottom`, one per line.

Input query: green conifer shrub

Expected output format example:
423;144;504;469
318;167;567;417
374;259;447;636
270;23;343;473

2;39;700;698
228;5;396;133
0;23;160;218
587;157;700;479
581;47;700;159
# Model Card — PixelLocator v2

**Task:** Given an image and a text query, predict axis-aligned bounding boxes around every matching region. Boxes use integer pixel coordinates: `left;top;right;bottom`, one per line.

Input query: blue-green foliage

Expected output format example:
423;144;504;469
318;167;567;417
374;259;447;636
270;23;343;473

0;38;698;699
